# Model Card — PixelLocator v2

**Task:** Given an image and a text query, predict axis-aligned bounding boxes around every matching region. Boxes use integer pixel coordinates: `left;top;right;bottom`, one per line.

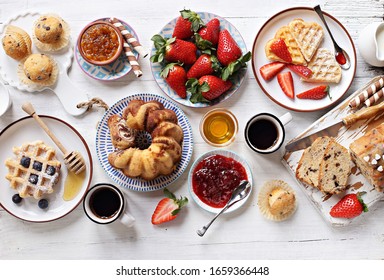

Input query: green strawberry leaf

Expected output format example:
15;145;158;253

194;33;215;52
357;191;368;213
200;81;210;93
160;62;181;78
180;9;205;32
163;188;176;200
221;51;252;81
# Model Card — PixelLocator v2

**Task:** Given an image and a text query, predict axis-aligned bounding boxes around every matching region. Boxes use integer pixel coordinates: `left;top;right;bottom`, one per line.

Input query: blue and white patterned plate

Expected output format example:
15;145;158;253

75;18;139;81
150;12;248;108
188;149;253;214
96;93;194;192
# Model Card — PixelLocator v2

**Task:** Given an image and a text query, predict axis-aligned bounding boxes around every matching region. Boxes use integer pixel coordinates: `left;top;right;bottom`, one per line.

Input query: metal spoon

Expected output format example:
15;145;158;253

196;180;251;237
314;5;351;70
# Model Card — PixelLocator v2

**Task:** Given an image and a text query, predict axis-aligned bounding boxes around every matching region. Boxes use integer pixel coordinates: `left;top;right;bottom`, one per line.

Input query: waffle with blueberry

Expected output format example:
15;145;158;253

5;140;61;199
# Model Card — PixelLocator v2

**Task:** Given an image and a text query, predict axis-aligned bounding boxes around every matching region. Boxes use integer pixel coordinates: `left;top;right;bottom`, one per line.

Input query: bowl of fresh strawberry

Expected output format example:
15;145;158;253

150;9;251;108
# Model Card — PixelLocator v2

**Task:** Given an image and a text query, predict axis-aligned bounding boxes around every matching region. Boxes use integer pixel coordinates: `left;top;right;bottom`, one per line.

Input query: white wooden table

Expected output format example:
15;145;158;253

1;0;384;260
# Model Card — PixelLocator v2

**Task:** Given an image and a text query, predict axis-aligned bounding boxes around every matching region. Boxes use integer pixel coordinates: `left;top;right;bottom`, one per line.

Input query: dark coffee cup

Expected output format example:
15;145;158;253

83;183;135;227
244;112;292;154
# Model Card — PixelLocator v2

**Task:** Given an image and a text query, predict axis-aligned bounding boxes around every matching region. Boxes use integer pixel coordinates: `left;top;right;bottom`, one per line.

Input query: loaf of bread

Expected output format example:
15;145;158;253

349;122;384;192
296;136;351;194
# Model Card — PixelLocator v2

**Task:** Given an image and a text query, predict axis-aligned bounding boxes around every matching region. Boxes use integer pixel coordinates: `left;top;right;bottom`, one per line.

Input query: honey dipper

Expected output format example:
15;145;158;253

22;102;86;174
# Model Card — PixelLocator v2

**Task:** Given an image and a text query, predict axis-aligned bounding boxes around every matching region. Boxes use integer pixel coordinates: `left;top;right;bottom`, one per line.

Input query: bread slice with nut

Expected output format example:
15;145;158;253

296;136;331;189
318;138;351;194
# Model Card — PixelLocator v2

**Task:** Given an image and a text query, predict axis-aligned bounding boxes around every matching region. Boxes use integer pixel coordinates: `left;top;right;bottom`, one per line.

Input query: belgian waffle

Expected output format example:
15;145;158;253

288;19;324;62
265;26;306;65
5;141;61;199
302;48;342;84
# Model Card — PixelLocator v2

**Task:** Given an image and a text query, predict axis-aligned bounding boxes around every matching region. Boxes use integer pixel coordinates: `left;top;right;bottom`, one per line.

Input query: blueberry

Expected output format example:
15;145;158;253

46;165;56;176
38;199;49;209
20;156;31;168
33;161;43;171
12;194;22;204
28;174;39;185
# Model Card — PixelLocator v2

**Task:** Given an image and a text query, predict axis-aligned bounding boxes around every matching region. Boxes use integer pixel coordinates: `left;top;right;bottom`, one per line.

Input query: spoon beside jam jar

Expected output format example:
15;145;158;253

314;5;351;70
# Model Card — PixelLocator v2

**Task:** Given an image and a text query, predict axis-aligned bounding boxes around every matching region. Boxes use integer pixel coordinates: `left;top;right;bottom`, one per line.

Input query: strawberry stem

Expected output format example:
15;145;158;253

357;191;368;213
180;9;205;32
186;78;210;104
163;188;188;216
150;35;176;63
221;51;251;81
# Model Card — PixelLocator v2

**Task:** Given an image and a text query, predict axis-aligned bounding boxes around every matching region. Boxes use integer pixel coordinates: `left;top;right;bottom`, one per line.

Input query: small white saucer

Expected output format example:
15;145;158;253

0;82;12;117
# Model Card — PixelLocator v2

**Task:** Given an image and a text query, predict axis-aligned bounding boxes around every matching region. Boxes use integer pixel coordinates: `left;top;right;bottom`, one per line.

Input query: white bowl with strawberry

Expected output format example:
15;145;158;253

150;9;250;108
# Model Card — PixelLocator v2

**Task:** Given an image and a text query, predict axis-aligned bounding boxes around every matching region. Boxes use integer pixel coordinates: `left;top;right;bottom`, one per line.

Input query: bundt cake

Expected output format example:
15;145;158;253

108;99;184;181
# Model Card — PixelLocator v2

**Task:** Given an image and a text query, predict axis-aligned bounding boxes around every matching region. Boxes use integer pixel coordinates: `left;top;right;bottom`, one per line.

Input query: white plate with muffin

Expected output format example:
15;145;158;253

0;11;87;116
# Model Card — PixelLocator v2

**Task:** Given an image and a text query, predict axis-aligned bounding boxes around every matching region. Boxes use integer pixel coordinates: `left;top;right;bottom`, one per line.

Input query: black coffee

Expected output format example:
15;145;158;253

90;187;121;219
247;119;278;150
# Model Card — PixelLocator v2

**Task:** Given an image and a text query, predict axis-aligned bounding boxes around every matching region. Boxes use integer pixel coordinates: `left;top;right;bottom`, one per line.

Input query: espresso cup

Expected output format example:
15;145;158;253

83;183;135;227
244;112;292;154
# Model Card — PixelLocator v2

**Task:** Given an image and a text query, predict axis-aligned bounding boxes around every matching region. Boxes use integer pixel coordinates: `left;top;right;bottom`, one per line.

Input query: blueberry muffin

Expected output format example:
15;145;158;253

33;14;70;51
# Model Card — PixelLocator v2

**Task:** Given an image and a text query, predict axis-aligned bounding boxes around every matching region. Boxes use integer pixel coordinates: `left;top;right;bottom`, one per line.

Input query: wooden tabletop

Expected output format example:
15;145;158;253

1;0;384;260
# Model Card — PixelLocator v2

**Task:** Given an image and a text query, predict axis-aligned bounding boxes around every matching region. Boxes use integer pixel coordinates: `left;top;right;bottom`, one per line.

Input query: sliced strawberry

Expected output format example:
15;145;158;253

297;85;330;100
330;192;368;219
277;72;294;99
259;62;286;81
286;64;313;78
270;39;292;63
151;188;188;225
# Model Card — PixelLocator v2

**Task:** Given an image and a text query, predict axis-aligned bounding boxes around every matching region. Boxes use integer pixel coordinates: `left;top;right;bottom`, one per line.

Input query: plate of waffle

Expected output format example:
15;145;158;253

96;93;194;192
252;7;356;112
0;116;93;222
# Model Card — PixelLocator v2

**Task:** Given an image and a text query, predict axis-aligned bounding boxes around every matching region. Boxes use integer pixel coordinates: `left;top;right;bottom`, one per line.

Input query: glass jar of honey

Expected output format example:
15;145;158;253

199;108;238;147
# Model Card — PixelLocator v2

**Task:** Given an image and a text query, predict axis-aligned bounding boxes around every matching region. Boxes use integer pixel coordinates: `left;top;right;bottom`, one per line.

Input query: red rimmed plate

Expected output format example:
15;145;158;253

252;7;356;112
0;116;93;222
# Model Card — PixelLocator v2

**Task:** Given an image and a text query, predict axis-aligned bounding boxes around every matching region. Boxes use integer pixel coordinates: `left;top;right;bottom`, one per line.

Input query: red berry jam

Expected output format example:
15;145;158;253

192;154;248;208
336;52;346;65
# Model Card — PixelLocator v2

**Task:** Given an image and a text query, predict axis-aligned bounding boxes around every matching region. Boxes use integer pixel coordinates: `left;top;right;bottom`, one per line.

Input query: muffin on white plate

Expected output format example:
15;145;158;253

33;14;70;52
258;180;297;221
2;25;32;60
17;53;58;87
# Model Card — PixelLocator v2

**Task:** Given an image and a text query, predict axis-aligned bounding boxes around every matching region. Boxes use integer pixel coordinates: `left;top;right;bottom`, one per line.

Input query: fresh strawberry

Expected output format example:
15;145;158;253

286;64;313;78
330;192;368;219
172;9;205;39
270;39;292;63
198;18;220;46
151;188;188;225
297;85;330;100
277;72;294;99
151;35;197;65
221;51;251;81
187;75;233;103
161;63;187;98
259;62;286;81
187;54;221;79
217;29;242;66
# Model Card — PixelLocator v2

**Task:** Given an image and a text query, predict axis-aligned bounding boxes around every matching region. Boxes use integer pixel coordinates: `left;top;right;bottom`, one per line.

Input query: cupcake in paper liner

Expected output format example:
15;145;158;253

2;25;32;60
32;14;70;52
17;53;58;88
258;180;297;221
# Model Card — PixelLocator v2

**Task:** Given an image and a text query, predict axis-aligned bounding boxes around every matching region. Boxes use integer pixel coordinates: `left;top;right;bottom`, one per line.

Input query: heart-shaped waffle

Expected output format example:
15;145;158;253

302;48;342;83
289;19;324;62
265;26;306;65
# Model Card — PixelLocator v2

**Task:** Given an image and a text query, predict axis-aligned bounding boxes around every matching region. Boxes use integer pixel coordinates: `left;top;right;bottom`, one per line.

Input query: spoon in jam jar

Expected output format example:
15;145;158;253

196;180;251;237
314;5;351;70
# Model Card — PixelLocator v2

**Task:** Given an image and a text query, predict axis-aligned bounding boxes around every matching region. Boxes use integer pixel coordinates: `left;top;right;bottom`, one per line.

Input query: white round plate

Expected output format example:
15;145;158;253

75;18;140;81
150;12;248;108
252;7;356;112
0;116;93;222
96;93;194;192
0;11;73;92
188;149;253;214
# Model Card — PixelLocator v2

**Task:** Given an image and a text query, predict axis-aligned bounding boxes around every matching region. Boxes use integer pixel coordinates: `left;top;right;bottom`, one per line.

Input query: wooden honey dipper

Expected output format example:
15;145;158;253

22;102;86;174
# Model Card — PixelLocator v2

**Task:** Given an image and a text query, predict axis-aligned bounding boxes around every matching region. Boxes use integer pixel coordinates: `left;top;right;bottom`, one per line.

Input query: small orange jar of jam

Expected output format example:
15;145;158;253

78;21;123;65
